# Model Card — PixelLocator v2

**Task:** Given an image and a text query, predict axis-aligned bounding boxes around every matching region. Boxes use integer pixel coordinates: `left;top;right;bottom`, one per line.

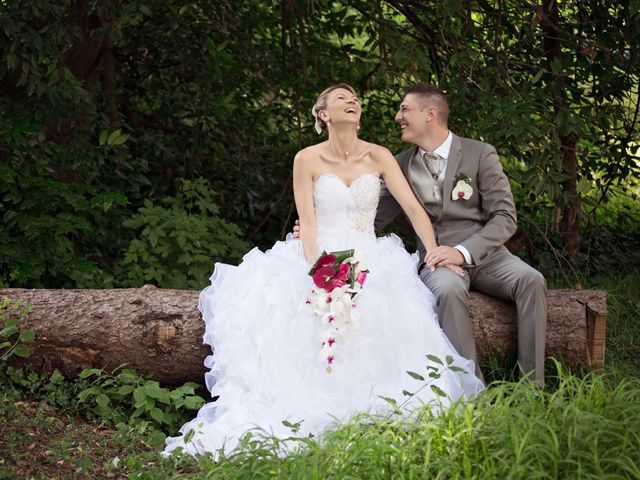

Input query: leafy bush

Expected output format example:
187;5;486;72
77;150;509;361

119;178;249;289
78;367;205;436
0;114;133;288
0;297;34;362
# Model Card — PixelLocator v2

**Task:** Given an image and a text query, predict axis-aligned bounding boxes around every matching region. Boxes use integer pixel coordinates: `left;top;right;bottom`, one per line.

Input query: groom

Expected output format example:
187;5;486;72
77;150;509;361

377;84;548;386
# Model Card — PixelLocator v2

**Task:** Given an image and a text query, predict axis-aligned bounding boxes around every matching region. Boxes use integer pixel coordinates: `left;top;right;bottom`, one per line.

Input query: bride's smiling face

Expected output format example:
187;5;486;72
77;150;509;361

320;88;361;128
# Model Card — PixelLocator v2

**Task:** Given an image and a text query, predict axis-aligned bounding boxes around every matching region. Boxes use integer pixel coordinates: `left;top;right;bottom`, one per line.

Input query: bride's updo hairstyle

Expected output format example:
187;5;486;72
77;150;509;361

311;83;357;135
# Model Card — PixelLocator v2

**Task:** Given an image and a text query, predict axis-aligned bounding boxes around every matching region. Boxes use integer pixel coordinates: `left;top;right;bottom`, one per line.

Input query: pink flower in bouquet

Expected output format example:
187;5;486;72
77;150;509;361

336;263;351;281
312;265;337;290
316;253;337;268
328;279;345;291
357;271;367;286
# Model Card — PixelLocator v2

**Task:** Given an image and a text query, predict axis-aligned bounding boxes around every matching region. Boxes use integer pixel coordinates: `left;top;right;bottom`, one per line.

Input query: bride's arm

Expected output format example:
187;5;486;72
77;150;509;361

375;146;437;258
293;151;318;264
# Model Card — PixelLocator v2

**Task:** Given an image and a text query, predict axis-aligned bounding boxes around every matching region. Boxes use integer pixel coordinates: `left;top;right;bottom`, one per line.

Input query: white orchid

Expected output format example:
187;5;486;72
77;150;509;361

452;175;473;201
351;250;369;272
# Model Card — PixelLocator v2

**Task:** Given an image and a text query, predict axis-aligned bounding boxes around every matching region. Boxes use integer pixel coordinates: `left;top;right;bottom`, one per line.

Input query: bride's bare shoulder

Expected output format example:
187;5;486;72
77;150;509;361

295;143;326;161
294;143;327;175
363;142;394;160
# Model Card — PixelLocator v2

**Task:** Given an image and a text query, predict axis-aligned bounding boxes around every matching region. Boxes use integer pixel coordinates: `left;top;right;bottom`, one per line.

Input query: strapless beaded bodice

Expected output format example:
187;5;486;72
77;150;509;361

312;173;381;245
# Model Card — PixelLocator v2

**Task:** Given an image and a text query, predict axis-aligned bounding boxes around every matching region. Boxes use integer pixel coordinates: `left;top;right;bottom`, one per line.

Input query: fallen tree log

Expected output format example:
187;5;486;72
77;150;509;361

0;287;606;386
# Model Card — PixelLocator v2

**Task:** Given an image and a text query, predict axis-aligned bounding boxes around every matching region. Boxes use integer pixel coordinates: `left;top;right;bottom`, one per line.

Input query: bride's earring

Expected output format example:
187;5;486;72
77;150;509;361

357;124;360;131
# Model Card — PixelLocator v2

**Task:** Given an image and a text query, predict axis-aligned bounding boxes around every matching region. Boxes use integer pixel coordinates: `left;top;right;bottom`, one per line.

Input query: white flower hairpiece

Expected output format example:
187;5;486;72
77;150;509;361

311;105;323;135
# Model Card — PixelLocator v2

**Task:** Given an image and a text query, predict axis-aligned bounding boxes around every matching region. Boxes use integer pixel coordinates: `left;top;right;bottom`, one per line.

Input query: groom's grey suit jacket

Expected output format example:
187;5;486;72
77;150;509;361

375;133;518;265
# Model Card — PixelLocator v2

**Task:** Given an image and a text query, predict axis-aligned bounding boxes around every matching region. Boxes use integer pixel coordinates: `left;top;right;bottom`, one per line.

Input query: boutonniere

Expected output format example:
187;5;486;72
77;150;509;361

452;172;473;201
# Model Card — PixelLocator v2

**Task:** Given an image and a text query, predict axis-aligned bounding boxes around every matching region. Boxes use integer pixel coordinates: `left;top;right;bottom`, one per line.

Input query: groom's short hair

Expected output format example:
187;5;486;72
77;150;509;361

405;84;449;126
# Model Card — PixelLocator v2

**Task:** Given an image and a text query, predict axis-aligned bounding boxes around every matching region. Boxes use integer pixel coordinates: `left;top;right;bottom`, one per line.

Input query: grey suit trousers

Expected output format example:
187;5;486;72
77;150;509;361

419;246;547;386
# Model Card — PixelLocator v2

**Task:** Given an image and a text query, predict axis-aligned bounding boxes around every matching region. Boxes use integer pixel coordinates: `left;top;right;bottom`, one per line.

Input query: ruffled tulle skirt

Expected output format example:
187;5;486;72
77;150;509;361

164;234;483;456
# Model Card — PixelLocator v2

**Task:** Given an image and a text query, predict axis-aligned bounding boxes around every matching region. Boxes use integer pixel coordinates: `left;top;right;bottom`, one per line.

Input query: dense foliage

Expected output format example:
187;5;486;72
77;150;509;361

1;0;639;289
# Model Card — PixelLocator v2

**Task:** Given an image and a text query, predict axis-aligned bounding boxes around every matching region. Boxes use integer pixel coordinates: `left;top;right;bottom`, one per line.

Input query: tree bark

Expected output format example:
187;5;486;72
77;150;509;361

1;287;606;386
541;0;581;258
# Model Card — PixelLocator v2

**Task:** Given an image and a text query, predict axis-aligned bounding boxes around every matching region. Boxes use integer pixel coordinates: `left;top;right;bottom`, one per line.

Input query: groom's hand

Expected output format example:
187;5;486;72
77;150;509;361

426;246;464;269
293;219;301;238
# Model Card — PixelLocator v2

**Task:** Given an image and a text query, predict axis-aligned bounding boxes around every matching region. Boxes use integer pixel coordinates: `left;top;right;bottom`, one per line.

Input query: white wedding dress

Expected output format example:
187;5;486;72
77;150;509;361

164;173;484;456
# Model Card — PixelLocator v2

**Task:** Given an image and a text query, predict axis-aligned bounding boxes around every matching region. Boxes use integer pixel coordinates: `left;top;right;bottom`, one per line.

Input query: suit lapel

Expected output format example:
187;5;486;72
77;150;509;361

442;134;462;213
404;146;432;214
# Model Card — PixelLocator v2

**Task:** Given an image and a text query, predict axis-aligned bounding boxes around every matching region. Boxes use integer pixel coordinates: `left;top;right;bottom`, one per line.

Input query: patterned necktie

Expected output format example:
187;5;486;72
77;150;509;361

422;152;441;180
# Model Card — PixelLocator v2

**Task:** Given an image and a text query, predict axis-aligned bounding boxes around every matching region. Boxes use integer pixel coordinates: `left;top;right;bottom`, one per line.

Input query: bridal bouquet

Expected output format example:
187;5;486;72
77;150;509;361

306;249;369;373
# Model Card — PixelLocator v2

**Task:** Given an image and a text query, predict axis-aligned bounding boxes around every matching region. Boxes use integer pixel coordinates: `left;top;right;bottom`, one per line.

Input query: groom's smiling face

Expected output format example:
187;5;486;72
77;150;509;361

395;93;433;144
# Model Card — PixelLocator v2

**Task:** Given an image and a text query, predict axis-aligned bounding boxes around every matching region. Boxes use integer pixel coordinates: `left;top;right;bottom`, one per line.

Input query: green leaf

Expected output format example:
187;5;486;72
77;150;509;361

184;428;196;444
430;385;447;398
19;329;35;342
402;390;414;397
576;177;592;195
107;129;122;145
96;393;110;409
184;395;204;409
79;387;98;402
111;132;129;146
13;344;30;357
50;369;64;385
143;381;164;399
379;396;398;408
99;130;108;146
133;386;146;406
445;355;454;365
531;69;545;84
0;325;18;337
406;371;425;381
118;385;135;395
449;366;467;373
79;368;102;379
150;407;164;423
426;354;444;365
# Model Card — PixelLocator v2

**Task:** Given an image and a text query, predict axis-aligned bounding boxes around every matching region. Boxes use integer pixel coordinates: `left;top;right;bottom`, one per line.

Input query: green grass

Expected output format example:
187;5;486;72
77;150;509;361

3;368;639;479
153;368;640;479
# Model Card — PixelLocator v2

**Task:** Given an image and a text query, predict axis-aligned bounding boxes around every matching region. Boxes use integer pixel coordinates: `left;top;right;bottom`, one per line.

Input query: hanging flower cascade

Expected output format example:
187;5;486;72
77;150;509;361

306;249;369;373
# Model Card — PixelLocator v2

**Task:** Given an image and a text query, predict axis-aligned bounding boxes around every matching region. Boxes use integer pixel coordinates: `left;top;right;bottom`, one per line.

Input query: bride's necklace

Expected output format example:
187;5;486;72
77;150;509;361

332;142;359;159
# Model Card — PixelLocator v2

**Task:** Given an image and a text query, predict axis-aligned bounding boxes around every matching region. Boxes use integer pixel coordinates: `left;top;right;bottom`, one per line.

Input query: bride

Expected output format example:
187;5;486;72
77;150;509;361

164;84;484;457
